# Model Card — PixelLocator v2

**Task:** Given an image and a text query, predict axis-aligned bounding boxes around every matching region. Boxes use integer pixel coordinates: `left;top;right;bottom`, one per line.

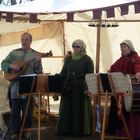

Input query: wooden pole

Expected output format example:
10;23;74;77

101;91;108;140
38;91;41;140
62;21;66;57
95;21;101;73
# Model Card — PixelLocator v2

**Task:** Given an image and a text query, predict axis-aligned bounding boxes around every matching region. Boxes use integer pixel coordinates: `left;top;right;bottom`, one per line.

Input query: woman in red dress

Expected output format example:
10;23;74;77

108;40;140;140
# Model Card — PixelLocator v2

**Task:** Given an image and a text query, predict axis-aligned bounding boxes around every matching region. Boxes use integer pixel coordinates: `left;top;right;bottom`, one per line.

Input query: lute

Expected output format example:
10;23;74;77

4;50;52;81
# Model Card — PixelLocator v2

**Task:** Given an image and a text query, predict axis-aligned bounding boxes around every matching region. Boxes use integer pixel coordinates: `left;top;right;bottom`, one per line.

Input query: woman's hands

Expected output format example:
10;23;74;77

135;72;140;82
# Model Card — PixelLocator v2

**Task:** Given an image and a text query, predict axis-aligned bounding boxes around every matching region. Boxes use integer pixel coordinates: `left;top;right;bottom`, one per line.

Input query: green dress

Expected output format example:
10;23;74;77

56;55;94;136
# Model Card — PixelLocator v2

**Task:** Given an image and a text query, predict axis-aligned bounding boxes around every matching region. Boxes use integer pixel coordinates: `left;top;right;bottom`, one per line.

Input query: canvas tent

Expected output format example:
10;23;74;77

0;0;140;73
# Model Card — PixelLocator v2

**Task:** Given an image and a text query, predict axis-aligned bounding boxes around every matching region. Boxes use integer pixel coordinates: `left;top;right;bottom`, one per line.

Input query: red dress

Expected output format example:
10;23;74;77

108;52;140;139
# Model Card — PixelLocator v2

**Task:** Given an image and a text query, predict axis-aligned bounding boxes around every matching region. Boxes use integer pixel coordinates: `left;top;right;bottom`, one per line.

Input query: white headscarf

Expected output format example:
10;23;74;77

72;39;87;54
72;39;87;60
120;40;135;52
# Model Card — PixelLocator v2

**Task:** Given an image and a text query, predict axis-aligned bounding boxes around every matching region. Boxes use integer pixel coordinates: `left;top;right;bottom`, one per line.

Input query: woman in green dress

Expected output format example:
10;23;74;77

56;39;94;136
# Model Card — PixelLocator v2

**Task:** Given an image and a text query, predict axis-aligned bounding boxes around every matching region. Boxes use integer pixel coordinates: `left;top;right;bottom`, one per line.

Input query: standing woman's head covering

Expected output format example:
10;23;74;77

120;40;136;52
72;39;87;53
72;39;87;60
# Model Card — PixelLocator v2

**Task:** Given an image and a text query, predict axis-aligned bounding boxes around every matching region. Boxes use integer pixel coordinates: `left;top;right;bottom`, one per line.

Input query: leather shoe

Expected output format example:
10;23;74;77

24;132;32;140
11;134;19;140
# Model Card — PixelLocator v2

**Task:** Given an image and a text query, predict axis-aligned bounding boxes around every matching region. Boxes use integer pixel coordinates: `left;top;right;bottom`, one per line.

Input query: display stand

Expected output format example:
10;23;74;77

85;72;132;140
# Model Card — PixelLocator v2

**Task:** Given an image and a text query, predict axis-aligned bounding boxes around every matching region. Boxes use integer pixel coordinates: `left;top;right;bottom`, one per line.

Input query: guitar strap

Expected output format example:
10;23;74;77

22;50;28;62
17;49;28;62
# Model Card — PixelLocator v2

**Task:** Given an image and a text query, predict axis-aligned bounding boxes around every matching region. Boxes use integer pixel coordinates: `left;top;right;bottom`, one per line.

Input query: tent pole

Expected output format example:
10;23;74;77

62;21;66;57
95;21;101;73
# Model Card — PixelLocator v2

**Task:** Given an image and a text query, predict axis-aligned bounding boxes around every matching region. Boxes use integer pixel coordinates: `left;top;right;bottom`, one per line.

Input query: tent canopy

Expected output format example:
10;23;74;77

0;0;140;24
0;0;140;13
0;0;140;35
